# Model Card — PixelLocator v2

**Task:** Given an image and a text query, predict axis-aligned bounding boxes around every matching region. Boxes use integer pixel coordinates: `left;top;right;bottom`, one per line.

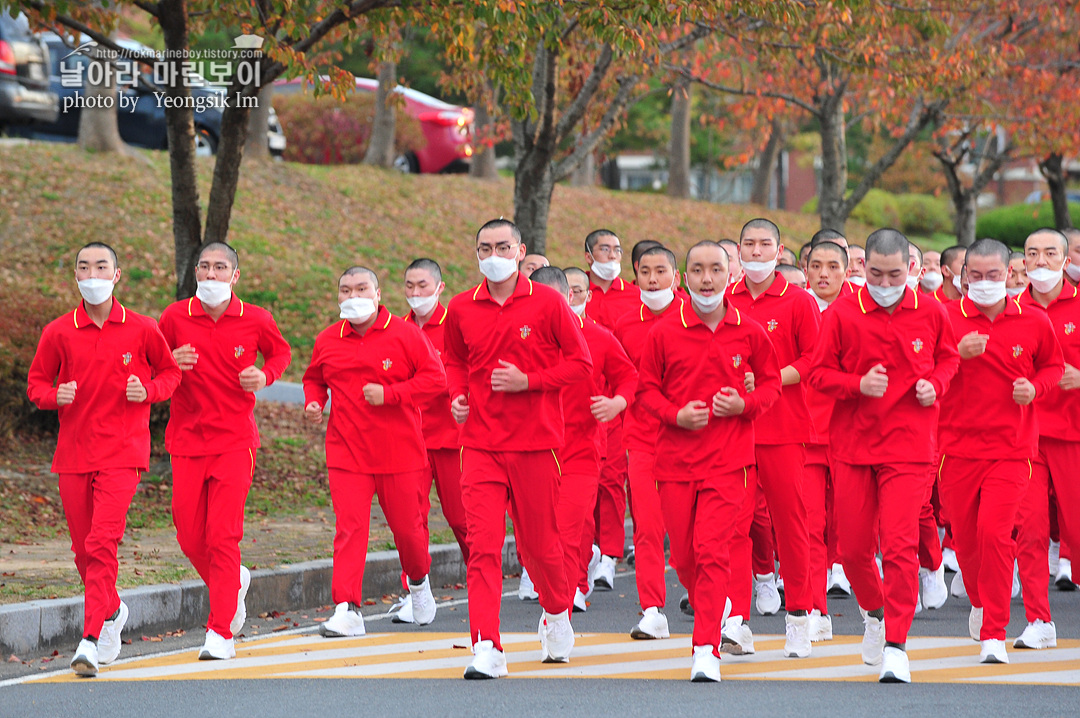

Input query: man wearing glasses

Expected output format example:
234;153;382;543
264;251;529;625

444;219;593;678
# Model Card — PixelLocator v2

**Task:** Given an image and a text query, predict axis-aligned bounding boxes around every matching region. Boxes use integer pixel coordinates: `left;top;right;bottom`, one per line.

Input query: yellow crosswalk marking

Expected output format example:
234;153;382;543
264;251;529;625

28;633;1080;685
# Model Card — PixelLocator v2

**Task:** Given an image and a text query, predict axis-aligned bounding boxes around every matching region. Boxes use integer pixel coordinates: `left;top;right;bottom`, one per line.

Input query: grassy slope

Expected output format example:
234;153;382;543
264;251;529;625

0;142;873;380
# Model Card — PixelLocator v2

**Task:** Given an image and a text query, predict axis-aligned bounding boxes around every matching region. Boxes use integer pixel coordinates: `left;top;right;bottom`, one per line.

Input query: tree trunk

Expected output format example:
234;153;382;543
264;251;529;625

77;42;128;154
939;153;978;247
158;0;203;299
1040;153;1074;230
513;155;555;256
817;91;848;233
363;60;397;167
203;93;253;244
751;117;785;207
244;85;273;162
469;82;499;180
667;77;692;199
569;135;595;187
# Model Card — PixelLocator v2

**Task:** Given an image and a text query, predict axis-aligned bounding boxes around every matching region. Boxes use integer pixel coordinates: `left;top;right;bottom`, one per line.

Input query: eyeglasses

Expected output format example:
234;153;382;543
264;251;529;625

477;242;520;259
570;287;589;298
591;245;623;259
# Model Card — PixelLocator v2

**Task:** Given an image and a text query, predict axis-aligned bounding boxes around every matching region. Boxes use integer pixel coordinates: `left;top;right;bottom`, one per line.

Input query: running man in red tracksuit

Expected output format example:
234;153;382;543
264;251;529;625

726;218;821;659
808;229;960;684
613;245;687;638
158;242;292;660
303;267;447;639
583;230;640;591
938;238;1063;666
530;266;637;614
27;242;181;677
637;240;782;682
443;219;592;679
395;258;469;625
1014;228;1080;651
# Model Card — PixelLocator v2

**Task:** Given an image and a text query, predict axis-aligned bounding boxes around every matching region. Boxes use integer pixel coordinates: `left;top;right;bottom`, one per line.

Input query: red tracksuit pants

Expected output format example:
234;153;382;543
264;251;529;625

753;444;812;612
659;468;747;655
804;444;834;614
594;419;628;558
1016;438;1080;623
172;449;255;639
728;465;761;621
834;461;930;645
59;468;141;640
917;472;944;572
938;456;1030;641
626;450;667;611
750;491;776;576
423;448;470;565
461;449;569;650
327;468;431;606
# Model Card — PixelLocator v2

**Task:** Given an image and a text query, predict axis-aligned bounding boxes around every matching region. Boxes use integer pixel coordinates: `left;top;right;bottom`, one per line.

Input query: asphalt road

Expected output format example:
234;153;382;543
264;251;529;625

2;564;1078;717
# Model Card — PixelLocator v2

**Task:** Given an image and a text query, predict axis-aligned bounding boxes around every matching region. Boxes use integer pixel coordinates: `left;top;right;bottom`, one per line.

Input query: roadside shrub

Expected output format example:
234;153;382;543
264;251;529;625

801;189;901;229
976;202;1080;246
274;92;426;165
0;289;67;437
896;193;952;236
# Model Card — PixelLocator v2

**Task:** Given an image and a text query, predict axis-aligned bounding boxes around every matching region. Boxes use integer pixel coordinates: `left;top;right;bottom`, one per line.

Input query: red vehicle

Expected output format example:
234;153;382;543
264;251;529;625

275;76;473;173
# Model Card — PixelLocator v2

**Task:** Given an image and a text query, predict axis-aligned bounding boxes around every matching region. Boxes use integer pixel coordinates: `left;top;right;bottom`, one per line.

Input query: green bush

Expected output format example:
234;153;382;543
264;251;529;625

896;194;952;236
976;202;1080;246
801;189;904;231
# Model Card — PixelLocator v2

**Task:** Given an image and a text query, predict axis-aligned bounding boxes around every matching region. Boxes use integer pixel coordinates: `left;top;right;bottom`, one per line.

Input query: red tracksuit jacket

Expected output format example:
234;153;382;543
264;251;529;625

443;274;593;451
405;303;461;451
636;300;782;480
1019;284;1080;441
940;296;1063;459
159;295;292;456
564;315;638;458
27;299;182;473
807;287;959;466
586;275;642;331
303;306;446;474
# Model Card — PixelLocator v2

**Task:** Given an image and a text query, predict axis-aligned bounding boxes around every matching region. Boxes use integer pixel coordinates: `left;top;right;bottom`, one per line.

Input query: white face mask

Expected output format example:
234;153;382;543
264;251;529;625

571;301;587;316
590;260;621;282
1066;263;1080;282
848;275;867;287
195;279;233;307
1006;286;1026;297
339;297;378;322
640;287;674;312
689;289;724;313
478;255;518;283
920;271;943;291
1028;266;1063;294
906;275;921;291
77;277;115;306
951;274;963;294
866;282;906;308
742;258;777;284
406;292;440;316
967;280;1007;306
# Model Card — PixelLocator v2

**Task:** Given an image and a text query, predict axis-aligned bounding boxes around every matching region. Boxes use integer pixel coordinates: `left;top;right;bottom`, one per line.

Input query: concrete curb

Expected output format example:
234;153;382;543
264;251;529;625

0;538;520;658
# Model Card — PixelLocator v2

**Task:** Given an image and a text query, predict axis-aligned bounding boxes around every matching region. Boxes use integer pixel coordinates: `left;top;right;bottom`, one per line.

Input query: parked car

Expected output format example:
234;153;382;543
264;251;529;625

275;76;473;173
0;9;58;131
12;33;285;157
1024;189;1080;205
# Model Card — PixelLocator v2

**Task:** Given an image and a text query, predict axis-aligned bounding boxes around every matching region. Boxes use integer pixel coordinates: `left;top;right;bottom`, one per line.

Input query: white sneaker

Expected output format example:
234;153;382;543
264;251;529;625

585;545;602;598
876;556;884;579
827;563;852;597
231;565;251;636
679;593;694;616
690;645;721;683
592;555;616;591
951;569;968;598
464;639;508;679
408;575;437;625
70;638;99;677
98;600;128;665
630;606;670;639
809;609;833;642
784;614;812;658
1013;619;1057;649
720;616;755;655
320;602;366;637
969;606;983;641
754;572;782;615
1048;541;1060;576
980;638;1009;664
198;628;236;660
1056;558;1076;590
573;588;588;613
879;646;911;683
942;547;960;573
389;594;414;624
920;564;948;610
776;573;785;596
860;608;885;665
517;567;539;601
539;610;574;663
1012;561;1021;599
